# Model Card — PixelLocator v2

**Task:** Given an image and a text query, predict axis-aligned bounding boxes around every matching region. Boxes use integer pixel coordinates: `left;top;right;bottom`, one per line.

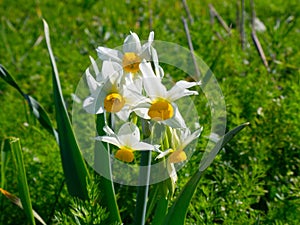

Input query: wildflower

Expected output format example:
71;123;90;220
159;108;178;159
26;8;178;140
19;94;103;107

83;60;144;120
156;128;202;163
135;62;201;128
96;31;163;78
96;123;159;163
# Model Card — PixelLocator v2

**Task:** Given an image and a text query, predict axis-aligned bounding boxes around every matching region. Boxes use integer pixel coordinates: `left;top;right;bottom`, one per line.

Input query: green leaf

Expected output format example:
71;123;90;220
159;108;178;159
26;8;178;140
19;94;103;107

0;188;46;225
199;122;250;172
95;114;122;224
0;65;58;139
151;198;168;225
9;137;36;225
43;19;90;199
163;122;249;225
1;138;11;189
134;151;151;225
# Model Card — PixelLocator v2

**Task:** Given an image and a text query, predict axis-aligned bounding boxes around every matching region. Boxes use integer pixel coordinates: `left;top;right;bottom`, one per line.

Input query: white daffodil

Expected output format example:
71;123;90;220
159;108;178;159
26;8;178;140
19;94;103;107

96;31;163;78
135;62;201;128
96;122;160;163
156;128;202;163
83;60;145;121
156;127;202;163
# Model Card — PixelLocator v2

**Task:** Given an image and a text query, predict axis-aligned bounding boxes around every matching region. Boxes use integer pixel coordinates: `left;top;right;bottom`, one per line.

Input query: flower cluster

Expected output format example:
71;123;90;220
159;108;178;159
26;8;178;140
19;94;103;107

83;31;202;168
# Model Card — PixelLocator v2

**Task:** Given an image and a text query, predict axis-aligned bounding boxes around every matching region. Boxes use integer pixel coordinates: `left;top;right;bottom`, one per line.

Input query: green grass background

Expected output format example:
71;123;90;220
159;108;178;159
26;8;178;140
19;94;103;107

0;0;300;224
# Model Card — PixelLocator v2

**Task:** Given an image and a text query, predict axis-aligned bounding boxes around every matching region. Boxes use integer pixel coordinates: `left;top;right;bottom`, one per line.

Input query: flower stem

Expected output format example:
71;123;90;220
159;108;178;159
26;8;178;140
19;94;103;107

135;119;152;225
134;150;151;225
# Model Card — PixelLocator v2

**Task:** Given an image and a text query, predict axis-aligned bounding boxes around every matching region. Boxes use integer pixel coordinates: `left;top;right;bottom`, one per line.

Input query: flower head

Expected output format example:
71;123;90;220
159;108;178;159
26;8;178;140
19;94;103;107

156;127;202;163
134;62;201;128
96;122;160;163
96;31;163;78
83;59;145;120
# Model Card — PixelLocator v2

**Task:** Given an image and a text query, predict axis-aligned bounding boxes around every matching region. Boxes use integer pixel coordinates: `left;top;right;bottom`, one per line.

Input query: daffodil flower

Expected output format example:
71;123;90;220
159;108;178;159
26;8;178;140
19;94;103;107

83;60;145;121
134;62;201;128
155;128;202;184
96;122;160;163
156;128;202;163
96;31;163;78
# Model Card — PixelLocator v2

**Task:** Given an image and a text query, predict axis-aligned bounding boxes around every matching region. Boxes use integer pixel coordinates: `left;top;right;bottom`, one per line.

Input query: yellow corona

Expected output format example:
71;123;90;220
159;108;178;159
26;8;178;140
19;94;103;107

122;52;141;73
104;93;125;113
115;147;134;163
148;100;174;121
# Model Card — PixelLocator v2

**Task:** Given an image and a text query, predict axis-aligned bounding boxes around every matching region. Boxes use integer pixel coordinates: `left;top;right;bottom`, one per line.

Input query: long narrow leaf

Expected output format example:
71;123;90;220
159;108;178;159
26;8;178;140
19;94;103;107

163;122;249;225
151;198;168;225
10;137;36;225
43;19;89;199
0;65;58;139
95;114;122;224
0;188;46;225
1;139;11;189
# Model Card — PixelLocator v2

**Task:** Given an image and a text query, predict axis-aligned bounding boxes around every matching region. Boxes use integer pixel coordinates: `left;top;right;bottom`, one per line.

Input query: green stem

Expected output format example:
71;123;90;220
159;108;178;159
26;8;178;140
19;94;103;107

134;150;151;225
95;113;122;224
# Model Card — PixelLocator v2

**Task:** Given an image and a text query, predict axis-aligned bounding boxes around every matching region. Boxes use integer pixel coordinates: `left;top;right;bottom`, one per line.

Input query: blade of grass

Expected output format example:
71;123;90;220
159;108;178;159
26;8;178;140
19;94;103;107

43;19;90;199
0;65;58;140
0;188;46;225
163;122;249;225
9;137;35;225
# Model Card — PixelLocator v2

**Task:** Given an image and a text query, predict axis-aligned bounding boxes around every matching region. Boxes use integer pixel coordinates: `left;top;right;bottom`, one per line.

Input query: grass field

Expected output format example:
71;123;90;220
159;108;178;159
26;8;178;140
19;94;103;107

0;0;300;224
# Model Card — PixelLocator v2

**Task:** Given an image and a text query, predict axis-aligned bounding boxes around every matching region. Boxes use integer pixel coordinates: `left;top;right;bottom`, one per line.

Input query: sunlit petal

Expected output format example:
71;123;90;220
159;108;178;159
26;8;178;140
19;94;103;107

166;80;200;102
155;148;173;160
140;62;167;98
118;122;140;146
96;47;123;63
83;96;104;114
95;136;121;147
102;60;123;80
123;32;142;53
164;104;187;128
131;142;156;151
180;128;202;149
85;69;100;93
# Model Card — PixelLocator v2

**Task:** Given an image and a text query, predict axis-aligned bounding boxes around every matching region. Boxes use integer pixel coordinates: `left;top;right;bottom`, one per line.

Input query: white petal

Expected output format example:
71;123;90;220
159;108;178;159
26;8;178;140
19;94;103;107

118;122;140;146
155;148;173;160
123;84;147;107
131;142;156;151
102;60;123;80
103;125;116;136
123;32;142;53
89;55;100;77
83;96;104;114
139;61;156;77
96;47;122;63
166;80;200;102
85;69;99;93
116;106;131;121
180;128;202;149
151;47;164;78
164;104;187;128
133;106;151;119
148;31;154;43
95;136;121;147
167;163;178;183
140;62;167;98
